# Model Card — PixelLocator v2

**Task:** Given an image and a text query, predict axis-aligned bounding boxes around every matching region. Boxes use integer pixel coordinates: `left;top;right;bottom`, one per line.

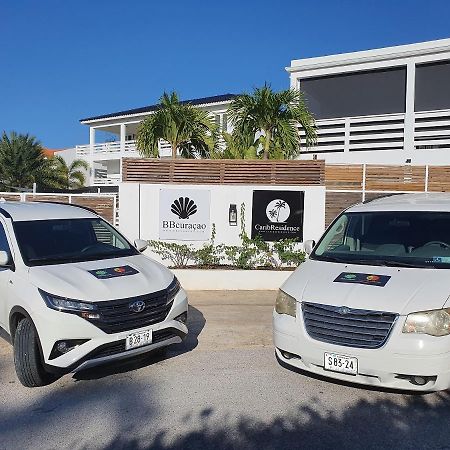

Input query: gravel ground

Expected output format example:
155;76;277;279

0;291;449;450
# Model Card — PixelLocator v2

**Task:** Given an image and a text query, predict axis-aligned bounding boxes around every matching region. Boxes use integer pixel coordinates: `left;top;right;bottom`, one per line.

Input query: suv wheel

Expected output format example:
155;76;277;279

13;318;57;387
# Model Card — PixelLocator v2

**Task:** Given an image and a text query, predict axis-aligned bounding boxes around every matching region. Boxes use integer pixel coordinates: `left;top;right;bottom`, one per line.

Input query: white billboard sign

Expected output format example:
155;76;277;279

159;189;210;241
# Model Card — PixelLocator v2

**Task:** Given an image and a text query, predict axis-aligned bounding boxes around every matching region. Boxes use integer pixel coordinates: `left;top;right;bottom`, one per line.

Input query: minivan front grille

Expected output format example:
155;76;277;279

302;302;397;349
86;279;180;334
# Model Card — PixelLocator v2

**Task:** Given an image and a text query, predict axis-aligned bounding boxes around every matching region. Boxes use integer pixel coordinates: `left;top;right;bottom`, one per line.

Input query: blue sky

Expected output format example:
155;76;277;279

1;0;450;148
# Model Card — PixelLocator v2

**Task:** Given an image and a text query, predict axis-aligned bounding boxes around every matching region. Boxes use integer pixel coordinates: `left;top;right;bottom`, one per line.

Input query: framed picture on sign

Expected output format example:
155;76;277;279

251;190;304;242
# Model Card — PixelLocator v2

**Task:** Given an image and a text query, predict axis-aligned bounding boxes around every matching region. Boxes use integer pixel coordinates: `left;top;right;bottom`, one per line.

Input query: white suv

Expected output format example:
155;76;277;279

274;193;450;391
0;201;188;387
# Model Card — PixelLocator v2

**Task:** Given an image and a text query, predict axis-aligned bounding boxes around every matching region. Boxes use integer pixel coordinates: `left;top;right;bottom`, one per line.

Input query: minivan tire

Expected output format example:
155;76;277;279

13;318;56;387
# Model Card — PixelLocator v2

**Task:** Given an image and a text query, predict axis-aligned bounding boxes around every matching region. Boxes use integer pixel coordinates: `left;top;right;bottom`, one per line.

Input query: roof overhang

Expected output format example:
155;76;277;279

286;38;450;73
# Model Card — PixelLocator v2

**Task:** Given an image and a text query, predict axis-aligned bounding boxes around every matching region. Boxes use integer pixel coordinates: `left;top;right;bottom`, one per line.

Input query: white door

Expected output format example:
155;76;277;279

0;220;13;329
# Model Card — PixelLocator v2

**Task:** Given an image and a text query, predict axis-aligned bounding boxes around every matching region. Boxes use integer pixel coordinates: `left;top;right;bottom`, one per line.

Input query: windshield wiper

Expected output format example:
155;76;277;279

315;255;437;269
345;258;434;269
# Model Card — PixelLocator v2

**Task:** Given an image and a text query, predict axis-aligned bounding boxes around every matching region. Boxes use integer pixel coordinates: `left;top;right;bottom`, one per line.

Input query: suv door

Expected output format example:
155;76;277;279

0;219;13;329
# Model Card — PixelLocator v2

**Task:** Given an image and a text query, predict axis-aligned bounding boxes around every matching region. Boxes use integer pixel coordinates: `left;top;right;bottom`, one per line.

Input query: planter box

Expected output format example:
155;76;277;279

172;269;293;290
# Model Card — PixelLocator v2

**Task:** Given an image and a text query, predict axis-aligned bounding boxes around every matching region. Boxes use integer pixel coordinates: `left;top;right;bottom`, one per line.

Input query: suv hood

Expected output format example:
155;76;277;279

28;255;174;301
282;259;450;315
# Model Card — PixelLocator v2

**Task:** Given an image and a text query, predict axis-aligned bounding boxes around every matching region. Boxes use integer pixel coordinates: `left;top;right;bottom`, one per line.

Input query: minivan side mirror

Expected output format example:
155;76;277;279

0;250;12;268
134;239;148;252
303;240;316;255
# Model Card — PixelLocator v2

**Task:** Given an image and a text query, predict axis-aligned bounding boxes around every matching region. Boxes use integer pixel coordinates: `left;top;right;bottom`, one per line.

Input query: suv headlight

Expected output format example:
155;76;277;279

39;289;100;319
167;276;181;302
403;308;450;337
275;290;297;317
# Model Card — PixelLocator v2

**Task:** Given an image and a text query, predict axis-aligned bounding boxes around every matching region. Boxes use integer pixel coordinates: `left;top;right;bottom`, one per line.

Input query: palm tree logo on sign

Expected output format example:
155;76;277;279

266;199;290;223
171;197;198;219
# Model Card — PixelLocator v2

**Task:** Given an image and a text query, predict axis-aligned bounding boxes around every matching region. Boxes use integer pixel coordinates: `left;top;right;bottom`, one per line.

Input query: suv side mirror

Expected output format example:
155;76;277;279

134;239;148;252
303;240;316;255
0;250;12;268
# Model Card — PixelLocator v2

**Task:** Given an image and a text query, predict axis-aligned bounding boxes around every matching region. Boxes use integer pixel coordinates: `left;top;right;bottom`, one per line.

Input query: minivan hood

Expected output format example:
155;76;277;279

28;255;174;301
282;259;450;315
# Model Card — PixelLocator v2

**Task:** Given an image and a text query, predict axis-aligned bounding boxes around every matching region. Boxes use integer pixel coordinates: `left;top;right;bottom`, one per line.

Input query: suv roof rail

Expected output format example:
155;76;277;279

362;193;399;204
0;200;99;220
40;201;99;216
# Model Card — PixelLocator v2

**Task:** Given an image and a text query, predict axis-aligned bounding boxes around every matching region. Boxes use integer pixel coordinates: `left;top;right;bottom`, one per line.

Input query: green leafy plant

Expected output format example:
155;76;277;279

136;91;218;159
273;239;306;268
148;204;305;270
147;240;196;268
228;84;317;160
194;224;224;267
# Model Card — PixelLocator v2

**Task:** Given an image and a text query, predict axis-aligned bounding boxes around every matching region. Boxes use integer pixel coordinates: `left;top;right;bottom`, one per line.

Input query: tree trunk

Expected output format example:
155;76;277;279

171;143;177;159
263;129;271;160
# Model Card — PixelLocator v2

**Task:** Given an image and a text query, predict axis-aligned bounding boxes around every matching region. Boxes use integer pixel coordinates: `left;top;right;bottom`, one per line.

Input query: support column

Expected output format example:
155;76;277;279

89;127;96;185
120;123;126;152
404;62;416;162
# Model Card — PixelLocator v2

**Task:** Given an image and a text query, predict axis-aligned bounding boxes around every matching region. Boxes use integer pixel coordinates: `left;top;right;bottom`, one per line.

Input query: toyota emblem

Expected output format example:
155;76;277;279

338;306;351;315
129;300;146;313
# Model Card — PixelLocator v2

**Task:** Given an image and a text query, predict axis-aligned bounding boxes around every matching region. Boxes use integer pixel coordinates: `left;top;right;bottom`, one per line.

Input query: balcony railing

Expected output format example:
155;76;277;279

76;139;174;158
76;140;139;157
93;174;121;185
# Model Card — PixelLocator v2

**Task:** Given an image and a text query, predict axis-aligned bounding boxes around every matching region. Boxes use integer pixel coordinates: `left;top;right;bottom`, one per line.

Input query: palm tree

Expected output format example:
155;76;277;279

136;92;217;159
51;155;89;189
228;85;317;160
0;131;58;190
209;132;257;159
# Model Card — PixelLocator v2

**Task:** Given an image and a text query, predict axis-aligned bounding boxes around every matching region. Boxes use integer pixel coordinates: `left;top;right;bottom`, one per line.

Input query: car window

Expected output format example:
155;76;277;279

312;211;450;269
0;222;11;254
14;218;138;266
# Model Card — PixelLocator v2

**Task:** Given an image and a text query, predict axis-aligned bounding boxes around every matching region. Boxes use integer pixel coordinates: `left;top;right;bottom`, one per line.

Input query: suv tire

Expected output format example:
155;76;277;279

13;318;56;387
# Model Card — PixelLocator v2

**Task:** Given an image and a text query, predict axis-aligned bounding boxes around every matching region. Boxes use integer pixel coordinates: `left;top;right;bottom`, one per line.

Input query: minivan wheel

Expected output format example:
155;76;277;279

13;318;57;387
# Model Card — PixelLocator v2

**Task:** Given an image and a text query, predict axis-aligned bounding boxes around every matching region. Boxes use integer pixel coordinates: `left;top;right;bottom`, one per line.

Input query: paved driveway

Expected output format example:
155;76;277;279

1;291;450;450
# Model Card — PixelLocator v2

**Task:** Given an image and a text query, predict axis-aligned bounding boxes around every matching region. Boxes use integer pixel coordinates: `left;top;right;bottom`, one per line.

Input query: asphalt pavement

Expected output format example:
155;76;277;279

1;291;450;450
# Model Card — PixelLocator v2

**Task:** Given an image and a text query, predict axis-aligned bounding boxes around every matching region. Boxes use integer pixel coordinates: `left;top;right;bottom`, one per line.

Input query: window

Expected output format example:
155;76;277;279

312;211;450;269
415;60;450;111
300;67;406;119
0;223;11;254
14;218;138;266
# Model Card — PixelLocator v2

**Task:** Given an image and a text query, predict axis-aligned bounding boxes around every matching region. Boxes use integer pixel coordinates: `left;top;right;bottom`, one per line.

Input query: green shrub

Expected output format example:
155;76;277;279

194;224;224;267
147;240;196;268
148;203;306;270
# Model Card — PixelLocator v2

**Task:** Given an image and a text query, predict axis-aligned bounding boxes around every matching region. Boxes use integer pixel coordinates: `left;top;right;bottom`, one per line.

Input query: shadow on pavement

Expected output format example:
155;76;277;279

101;391;450;450
72;305;206;382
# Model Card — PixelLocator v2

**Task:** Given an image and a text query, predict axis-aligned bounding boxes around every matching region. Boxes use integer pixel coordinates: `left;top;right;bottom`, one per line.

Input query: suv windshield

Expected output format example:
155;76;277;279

14;218;138;266
311;211;450;269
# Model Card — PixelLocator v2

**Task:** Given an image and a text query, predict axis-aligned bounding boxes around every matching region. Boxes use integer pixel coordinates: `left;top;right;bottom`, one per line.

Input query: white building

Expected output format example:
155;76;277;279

288;38;450;165
61;94;236;185
63;38;450;187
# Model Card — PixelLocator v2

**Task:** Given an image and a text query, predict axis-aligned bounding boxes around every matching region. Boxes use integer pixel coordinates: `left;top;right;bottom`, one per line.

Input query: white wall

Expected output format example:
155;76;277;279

118;183;326;252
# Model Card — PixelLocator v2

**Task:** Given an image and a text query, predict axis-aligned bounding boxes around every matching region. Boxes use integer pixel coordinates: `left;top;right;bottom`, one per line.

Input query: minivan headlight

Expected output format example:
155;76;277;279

275;290;297;317
403;308;450;337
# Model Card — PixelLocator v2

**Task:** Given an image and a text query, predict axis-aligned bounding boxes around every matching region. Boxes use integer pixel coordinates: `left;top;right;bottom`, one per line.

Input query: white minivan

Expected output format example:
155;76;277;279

273;193;450;391
0;201;188;387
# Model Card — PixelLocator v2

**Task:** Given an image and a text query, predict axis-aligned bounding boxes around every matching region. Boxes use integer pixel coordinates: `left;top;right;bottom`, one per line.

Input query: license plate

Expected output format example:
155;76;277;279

324;352;358;375
125;329;153;350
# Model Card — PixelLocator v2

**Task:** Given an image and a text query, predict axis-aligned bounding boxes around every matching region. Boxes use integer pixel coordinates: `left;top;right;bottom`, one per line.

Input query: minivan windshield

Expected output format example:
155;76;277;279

311;211;450;269
14;218;138;266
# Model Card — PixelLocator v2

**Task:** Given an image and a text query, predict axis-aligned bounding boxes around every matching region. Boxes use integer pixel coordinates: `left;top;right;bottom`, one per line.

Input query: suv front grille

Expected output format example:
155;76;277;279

302;302;397;349
89;288;174;334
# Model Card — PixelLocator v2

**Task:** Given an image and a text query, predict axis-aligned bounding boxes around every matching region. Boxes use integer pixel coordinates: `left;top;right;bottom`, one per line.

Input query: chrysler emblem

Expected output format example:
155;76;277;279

129;300;146;313
338;306;351;315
